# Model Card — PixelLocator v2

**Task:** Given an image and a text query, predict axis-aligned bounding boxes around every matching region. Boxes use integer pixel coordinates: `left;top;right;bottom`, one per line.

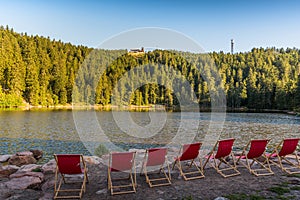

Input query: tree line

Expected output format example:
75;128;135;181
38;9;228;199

0;26;300;111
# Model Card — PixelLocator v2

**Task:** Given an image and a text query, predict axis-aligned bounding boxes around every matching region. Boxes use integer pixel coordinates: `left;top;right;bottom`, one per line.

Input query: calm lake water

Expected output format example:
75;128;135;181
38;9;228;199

0;110;299;163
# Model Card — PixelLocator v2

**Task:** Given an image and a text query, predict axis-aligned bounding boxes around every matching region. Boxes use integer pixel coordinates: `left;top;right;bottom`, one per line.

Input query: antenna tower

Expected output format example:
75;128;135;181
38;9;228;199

231;39;234;54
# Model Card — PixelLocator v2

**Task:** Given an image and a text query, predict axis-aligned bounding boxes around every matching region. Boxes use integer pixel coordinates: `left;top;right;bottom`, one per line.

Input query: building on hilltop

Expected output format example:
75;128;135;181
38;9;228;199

129;47;144;53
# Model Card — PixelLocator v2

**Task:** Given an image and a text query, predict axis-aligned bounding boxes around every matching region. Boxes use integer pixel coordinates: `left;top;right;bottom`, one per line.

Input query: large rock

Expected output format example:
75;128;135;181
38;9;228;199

41;159;56;174
4;176;42;190
30;149;43;160
41;179;55;192
18;164;41;172
9;171;44;181
0;165;19;178
0;155;12;163
8;155;37;167
16;151;33;156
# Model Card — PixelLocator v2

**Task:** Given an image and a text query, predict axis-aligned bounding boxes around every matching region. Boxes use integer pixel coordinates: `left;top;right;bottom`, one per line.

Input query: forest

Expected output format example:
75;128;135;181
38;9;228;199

0;25;300;111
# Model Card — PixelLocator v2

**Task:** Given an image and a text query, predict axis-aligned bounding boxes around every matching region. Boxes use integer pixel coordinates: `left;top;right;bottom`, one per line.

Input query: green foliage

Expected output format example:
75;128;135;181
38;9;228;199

94;144;109;157
1;26;300;110
0;86;24;107
290;186;300;191
31;168;42;172
287;173;300;178
276;196;296;200
181;196;193;200
268;186;290;195
0;26;91;107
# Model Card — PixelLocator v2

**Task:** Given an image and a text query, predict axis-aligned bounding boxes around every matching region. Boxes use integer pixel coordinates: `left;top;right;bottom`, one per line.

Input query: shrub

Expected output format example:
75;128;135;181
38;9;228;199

94;144;109;157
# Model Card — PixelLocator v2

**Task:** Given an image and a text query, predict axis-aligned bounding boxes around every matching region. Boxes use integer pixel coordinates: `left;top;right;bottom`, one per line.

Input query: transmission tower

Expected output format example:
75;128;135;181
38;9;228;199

231;39;234;54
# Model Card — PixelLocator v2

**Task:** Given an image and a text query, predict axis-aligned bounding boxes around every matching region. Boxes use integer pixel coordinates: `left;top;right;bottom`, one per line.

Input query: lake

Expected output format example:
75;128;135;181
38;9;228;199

0;110;299;163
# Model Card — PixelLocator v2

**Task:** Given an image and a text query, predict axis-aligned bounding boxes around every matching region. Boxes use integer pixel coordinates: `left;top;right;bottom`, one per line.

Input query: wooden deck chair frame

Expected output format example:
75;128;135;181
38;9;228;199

267;138;300;174
236;139;274;176
203;138;240;178
54;154;88;199
141;148;171;187
172;142;205;181
107;152;137;195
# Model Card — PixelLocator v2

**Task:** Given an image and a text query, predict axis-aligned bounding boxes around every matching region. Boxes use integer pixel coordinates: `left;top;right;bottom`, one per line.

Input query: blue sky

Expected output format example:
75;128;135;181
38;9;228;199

0;0;300;52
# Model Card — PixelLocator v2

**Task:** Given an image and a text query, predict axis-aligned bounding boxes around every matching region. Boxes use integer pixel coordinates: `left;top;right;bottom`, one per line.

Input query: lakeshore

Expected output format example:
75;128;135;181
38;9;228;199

1;104;299;117
2;151;300;200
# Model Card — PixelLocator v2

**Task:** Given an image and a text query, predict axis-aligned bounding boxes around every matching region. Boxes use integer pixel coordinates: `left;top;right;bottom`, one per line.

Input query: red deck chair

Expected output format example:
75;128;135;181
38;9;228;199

203;138;240;178
267;138;300;174
108;151;136;195
54;154;88;199
141;148;171;187
236;139;274;176
172;142;205;181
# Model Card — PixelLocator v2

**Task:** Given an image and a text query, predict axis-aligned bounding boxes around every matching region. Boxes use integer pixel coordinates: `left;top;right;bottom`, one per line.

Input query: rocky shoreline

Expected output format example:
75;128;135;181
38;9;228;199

0;150;103;200
2;150;300;200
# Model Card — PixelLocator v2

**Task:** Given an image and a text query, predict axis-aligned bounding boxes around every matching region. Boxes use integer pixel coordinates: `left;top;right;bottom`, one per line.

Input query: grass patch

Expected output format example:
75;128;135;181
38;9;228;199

287;173;300;178
182;196;193;200
290;186;300;191
31;168;42;172
279;182;290;187
268;186;290;195
275;195;296;200
225;193;265;200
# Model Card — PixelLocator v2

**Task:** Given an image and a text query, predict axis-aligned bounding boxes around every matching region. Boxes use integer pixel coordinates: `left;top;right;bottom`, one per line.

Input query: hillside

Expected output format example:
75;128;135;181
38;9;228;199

0;25;300;110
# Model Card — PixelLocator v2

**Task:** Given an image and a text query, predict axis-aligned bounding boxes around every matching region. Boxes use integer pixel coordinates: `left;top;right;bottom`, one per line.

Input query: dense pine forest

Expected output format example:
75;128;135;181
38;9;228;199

0;25;300;111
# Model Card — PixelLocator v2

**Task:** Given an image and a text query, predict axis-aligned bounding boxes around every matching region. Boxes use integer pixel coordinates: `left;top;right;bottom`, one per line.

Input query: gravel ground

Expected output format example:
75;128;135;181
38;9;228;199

79;163;300;200
4;160;300;200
